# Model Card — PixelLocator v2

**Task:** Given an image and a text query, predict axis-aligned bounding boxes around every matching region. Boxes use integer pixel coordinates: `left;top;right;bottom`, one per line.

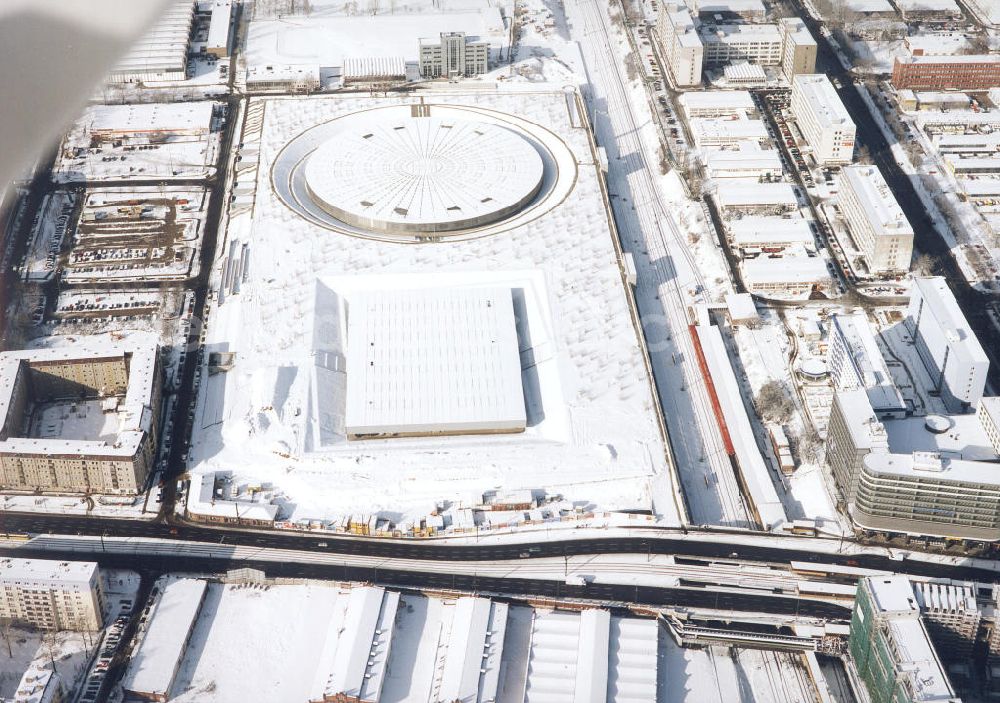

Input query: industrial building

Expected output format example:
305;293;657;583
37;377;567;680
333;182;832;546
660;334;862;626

790;74;856;165
0;558;104;632
418;32;489;78
703;149;783;179
838;165;914;274
700;24;784;67
122;578;208;703
344;287;527;440
728;216;815;253
343;57;407;87
0;343;162;495
82;102;215;144
716;182;799;214
679;90;755;119
106;0;195;85
741;255;830;297
907;276;989;413
245;64;320;93
892;55;1000;91
827;312;906;417
204;0;233;57
850;576;958;703
656;3;704;87
778;18;817;80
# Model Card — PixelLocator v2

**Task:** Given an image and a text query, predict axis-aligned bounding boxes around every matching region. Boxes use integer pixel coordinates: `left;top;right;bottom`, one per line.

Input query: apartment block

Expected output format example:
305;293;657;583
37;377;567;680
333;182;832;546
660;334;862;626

839;165;914;274
913;581;980;660
0;558;104;631
657;4;704;87
907;277;989;413
790;74;856;165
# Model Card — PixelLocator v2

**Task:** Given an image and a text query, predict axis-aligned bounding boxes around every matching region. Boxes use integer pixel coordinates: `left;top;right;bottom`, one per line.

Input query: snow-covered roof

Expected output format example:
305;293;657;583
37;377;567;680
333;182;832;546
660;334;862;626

906;34;968;55
901;54;1000;65
679;90;755;116
109;0;193;76
742;255;828;284
867;575;919;615
246;63;320;83
123;579;208;698
85;102;214;135
12;664;60;703
729;217;814;245
723;63;768;83
911;276;989;369
692;0;766;14
304;117;544;233
187;472;279;522
895;0;959;10
945;155;1000;172
725;292;759;322
695;324;786;529
829;312;906;414
575;609;611;701
886;620;955;702
205;0;232;51
843;0;894;11
0;557;97;589
865;450;1000;486
0;342;159;459
439;598;509;702
885;412;999;461
913;581;977;614
345;287;526;438
325;587;399;701
842;165;913;237
343;56;406;79
700;23;782;44
691;118;768;145
793;74;854;129
716;182;798;207
779;17;816;44
704;150;782;175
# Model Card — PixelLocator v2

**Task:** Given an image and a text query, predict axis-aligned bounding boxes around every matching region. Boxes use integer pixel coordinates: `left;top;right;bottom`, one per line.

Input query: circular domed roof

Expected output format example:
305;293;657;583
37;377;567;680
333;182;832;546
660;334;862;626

303;117;545;234
924;415;952;434
798;357;829;379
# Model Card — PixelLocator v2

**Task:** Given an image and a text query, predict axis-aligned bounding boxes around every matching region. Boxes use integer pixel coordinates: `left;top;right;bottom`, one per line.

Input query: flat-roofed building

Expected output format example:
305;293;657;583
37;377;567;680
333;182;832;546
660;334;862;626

893;55;1000;91
83;102;214;144
689;0;766;19
907;276;989;413
122;578;207;703
204;0;232;57
895;0;961;19
716;182;799;214
343;57;407;86
245;64;320;93
828;312;906;417
855;451;1000;540
790;74;856;165
106;0;194;85
419;32;488;78
839;165;914;274
0;558;104;631
679;90;755;118
728;216;814;251
779;18;817;80
913;581;980;659
703;149;783;179
826;389;889;503
723;62;768;86
690;117;769;148
0;343;162;495
741;255;830;296
656;4;704;87
344;287;526;439
700;23;784;67
851;576;958;703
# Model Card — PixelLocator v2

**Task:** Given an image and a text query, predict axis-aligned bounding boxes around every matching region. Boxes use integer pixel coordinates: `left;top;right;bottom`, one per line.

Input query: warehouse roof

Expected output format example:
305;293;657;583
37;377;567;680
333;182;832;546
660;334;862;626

85;102;214;135
679;90;755;115
123;578;207;698
109;0;194;76
439;598;508;702
691;117;769;144
729;217;814;245
325;586;399;700
716;182;798;207
205;0;232;52
704;149;782;175
742;255;829;284
344;287;526;439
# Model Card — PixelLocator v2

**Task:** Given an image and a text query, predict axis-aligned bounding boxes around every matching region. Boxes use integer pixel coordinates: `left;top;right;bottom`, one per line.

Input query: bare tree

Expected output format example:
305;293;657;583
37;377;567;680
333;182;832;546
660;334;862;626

755;380;794;424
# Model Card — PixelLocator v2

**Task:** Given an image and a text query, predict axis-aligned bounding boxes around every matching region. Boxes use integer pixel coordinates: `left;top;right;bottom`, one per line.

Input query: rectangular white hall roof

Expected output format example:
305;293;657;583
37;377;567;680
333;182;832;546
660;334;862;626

344;287;526;439
439;597;509;703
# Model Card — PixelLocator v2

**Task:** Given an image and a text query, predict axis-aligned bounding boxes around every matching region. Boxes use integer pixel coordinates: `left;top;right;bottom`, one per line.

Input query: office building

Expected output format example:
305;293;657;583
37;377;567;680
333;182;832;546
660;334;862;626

0;343;162;495
907;277;989;413
828;312;906;417
827;389;889;504
892;55;1000;91
779;18;817;80
979;397;1000;456
700;24;784;67
790;74;856;165
418;32;488;78
657;4;704;87
913;581;980;660
839;165;914;274
0;558;104;631
850;576;958;703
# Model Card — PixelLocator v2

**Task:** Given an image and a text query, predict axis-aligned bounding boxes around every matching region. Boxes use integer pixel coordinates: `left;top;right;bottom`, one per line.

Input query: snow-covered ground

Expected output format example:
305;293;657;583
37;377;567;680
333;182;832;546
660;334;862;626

192;88;679;528
0;630;92;701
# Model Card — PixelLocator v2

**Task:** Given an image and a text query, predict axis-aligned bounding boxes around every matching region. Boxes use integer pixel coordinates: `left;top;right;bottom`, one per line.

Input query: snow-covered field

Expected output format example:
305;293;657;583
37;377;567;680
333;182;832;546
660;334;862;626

192;89;678;527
